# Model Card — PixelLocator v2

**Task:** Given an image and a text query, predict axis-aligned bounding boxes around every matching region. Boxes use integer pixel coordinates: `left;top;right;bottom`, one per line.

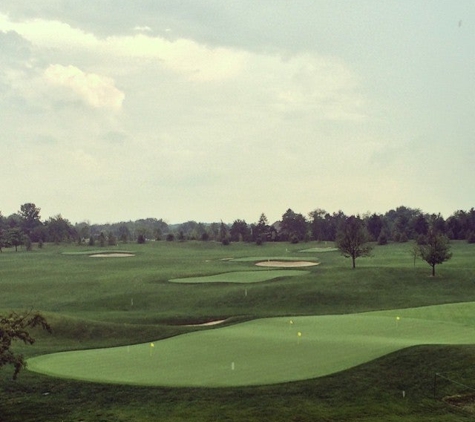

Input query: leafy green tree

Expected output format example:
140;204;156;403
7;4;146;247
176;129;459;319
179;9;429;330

6;228;23;251
429;213;446;234
76;222;91;244
18;203;42;242
366;213;384;241
230;220;250;242
107;232;117;246
207;223;220;241
0;311;51;379
24;235;32;251
377;230;389;245
46;215;75;244
98;232;106;247
0;212;5;252
253;213;269;243
418;231;452;276
281;209;307;242
308;208;327;241
412;214;429;236
219;221;229;245
117;224;131;243
336;216;373;269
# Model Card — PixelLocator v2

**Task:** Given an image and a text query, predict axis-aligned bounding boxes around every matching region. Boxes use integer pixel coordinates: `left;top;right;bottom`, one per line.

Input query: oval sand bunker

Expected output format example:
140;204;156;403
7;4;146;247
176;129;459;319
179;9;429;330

89;253;135;258
256;260;319;267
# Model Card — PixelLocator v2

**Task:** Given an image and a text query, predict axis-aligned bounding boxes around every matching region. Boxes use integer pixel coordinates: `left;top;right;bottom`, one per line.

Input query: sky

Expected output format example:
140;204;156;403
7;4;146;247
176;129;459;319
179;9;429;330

1;1;474;224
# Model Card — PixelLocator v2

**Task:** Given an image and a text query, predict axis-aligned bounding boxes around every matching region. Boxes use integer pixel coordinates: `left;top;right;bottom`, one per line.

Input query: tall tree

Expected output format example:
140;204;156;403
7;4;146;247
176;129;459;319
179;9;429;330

336;216;373;269
219;221;230;245
418;231;452;276
253;213;269;243
46;215;76;244
230;220;250;242
281;209;307;242
412;214;429;237
308;208;327;241
366;213;384;241
18;203;42;241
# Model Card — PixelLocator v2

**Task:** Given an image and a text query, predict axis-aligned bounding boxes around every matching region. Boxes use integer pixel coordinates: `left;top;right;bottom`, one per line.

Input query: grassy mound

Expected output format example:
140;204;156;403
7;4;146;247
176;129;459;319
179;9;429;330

27;302;475;387
169;270;309;284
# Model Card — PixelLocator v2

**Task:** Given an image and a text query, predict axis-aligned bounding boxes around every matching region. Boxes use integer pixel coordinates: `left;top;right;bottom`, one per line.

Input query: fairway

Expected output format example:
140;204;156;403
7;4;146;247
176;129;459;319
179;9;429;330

27;302;475;388
169;270;309;283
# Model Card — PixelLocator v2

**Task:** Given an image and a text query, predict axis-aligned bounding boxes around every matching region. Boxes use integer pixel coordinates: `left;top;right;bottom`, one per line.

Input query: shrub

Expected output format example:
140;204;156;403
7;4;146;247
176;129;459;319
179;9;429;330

290;235;299;244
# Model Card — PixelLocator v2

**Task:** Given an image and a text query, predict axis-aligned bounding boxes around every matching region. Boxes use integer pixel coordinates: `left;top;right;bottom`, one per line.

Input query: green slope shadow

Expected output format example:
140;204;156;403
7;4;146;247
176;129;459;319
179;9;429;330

27;302;475;388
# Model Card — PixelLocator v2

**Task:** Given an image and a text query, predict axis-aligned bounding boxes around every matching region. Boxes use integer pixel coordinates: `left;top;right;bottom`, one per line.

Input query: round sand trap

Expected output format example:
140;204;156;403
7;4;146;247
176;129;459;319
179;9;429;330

89;253;135;258
255;260;319;268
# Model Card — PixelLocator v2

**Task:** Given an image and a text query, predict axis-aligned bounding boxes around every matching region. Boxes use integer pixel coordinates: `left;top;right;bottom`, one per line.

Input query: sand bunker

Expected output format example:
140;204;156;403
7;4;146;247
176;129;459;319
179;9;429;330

256;260;319;268
89;253;135;258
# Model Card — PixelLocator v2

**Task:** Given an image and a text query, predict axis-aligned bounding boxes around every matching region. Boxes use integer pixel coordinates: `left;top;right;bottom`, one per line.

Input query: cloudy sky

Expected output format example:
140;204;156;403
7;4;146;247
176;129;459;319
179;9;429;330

1;1;473;224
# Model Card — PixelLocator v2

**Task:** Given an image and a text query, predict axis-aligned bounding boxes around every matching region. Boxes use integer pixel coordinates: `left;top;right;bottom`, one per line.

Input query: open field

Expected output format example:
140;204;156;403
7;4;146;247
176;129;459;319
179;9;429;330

1;240;475;421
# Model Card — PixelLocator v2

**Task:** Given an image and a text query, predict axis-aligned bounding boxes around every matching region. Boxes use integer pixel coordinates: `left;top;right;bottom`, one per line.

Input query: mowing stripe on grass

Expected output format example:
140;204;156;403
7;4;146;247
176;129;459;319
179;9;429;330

169;270;309;284
299;248;338;253
62;250;134;256
27;302;475;388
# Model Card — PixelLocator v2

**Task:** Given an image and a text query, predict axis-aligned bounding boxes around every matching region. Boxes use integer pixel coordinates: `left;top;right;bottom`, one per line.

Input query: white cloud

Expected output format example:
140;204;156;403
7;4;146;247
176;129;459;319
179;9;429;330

44;64;124;110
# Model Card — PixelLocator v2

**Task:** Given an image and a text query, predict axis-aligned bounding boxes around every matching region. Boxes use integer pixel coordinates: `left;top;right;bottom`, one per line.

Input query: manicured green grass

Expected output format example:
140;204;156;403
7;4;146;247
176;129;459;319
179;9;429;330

299;247;338;253
61;250;135;255
27;302;475;387
231;256;319;262
169;269;309;283
1;240;475;421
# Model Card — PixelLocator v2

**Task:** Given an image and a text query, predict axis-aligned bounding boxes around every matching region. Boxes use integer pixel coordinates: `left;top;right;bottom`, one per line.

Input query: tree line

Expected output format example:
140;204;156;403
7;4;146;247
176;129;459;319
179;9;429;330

1;203;475;251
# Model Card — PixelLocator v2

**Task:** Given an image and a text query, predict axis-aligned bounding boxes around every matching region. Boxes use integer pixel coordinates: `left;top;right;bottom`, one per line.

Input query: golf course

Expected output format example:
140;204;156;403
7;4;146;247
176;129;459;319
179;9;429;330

2;240;475;421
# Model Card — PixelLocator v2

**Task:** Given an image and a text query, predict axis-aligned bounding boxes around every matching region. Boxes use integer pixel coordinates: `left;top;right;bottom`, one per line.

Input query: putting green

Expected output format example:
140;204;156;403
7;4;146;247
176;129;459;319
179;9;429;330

169;270;309;284
27;302;475;387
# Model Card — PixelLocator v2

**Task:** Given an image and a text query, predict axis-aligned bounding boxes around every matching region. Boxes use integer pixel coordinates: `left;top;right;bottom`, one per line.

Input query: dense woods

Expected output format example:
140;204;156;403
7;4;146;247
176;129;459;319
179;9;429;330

0;203;474;250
